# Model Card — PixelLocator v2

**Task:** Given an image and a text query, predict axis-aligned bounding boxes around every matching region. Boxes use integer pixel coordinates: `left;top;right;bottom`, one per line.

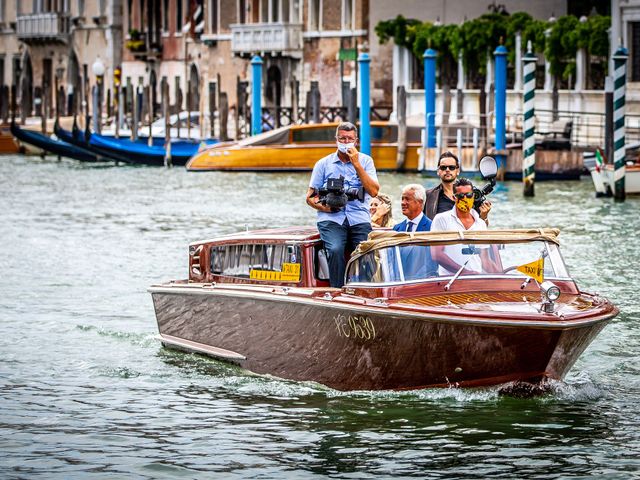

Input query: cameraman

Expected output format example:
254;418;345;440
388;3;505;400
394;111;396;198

424;151;491;224
306;122;380;288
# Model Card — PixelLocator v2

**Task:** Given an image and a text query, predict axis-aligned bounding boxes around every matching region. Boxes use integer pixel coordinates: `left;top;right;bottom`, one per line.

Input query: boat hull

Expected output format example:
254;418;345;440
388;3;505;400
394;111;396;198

592;164;640;195
150;287;611;391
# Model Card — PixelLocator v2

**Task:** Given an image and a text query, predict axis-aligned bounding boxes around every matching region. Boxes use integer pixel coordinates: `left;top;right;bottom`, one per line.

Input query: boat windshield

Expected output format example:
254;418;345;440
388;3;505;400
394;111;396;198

346;240;569;284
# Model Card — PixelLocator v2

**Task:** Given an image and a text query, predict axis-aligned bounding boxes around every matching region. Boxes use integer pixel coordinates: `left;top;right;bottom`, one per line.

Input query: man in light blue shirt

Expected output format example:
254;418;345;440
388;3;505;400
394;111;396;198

306;122;380;287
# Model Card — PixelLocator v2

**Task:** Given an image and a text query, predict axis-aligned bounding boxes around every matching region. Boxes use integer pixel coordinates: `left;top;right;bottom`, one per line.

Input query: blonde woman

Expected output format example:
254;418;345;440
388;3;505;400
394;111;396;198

370;193;394;228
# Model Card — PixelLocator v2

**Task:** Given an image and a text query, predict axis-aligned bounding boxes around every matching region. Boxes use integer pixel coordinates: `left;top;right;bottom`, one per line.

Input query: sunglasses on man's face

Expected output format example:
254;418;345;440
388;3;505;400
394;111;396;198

454;192;474;199
439;165;458;171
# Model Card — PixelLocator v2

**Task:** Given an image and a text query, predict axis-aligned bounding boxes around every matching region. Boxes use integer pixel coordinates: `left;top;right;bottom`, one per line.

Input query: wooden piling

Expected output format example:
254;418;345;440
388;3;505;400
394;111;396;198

163;82;172;167
219;92;228;141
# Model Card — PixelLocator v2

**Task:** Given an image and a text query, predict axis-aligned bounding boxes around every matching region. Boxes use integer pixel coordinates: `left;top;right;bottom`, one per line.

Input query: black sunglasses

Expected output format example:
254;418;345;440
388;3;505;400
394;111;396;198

439;165;458;171
455;192;474;199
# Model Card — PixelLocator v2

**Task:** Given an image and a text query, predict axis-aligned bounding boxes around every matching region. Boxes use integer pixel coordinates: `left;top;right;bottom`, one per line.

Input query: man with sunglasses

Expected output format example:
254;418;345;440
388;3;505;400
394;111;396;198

424;151;491;224
306;122;380;288
430;177;492;276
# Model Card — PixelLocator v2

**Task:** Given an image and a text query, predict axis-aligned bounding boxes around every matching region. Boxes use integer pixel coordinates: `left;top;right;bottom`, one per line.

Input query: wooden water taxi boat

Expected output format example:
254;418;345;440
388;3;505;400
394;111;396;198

186;121;423;172
149;227;616;391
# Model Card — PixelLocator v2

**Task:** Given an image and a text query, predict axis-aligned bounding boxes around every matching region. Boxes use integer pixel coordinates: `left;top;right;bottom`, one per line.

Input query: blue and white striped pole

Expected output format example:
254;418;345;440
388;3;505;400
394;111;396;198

251;55;263;136
358;52;371;155
423;48;437;148
522;41;537;197
613;46;628;201
494;45;507;174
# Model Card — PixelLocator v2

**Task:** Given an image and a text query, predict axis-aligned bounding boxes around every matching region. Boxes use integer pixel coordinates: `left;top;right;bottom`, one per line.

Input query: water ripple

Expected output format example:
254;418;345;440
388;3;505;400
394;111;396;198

0;157;639;478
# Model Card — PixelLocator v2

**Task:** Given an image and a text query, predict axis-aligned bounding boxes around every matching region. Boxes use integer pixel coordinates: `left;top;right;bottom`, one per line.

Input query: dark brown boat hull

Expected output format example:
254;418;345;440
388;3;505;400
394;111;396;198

150;287;612;391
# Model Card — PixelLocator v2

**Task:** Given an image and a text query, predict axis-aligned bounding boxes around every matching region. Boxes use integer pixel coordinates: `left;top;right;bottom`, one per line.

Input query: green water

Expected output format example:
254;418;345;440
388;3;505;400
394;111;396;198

0;155;638;478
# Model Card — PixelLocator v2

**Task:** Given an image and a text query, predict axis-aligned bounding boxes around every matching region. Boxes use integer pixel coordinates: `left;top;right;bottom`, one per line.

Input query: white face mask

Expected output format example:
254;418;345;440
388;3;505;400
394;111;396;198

337;142;355;154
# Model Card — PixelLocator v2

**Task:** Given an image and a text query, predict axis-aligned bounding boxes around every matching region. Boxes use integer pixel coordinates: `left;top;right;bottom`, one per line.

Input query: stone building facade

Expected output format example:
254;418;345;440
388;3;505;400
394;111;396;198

0;0;122;121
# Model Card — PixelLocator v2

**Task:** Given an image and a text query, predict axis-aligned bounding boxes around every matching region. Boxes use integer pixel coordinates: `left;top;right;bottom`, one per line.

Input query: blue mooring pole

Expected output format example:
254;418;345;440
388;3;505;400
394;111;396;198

251;55;263;136
613;46;628;201
522;41;537;197
494;45;507;174
358;52;371;155
423;48;437;148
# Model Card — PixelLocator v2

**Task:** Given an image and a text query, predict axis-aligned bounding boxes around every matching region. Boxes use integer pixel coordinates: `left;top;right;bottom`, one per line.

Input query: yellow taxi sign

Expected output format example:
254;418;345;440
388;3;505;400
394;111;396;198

250;263;301;282
516;257;544;283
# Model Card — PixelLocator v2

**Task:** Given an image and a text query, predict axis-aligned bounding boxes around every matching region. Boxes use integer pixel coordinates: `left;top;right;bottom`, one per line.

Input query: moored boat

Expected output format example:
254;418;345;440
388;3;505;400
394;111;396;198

149;227;617;391
587;145;640;195
186;121;423;172
10;122;99;162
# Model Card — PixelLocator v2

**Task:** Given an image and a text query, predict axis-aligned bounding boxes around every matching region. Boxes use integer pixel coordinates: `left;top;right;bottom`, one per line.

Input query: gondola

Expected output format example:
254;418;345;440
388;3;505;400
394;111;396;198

10;121;99;163
56;120;216;166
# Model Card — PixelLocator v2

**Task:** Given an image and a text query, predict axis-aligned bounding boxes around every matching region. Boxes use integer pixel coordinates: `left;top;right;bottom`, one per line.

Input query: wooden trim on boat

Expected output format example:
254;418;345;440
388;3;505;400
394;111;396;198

148;284;615;329
157;333;247;361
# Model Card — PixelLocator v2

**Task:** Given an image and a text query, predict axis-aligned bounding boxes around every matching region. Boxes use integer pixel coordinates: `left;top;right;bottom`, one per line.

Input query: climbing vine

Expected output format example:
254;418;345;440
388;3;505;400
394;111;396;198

376;12;611;82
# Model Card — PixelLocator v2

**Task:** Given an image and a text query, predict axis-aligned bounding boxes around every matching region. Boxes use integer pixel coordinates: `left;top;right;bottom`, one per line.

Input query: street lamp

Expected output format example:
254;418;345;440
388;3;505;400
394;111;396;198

92;57;105;132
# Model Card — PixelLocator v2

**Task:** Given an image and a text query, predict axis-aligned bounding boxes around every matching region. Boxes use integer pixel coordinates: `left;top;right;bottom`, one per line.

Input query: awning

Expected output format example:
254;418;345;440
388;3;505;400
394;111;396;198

351;228;560;260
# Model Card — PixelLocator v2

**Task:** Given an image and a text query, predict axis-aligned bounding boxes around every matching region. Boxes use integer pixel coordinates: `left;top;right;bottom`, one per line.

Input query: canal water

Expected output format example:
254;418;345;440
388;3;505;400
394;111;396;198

1;155;639;478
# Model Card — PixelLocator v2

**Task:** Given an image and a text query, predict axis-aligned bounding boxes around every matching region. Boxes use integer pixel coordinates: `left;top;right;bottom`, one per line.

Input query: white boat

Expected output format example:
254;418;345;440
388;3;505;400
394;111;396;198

588;145;640;195
101;111;205;140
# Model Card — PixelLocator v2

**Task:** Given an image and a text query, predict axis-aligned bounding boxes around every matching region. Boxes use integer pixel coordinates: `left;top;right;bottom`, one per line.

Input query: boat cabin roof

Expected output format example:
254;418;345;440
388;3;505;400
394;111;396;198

191;226;321;246
352;228;560;260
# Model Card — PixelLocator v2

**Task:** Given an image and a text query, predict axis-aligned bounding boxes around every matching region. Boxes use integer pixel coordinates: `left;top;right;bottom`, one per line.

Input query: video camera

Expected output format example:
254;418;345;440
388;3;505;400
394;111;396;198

473;156;498;211
316;176;365;212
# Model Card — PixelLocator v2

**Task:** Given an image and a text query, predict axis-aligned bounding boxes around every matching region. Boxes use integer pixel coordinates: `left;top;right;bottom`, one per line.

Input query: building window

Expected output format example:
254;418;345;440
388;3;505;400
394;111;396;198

291;0;300;23
631;22;640;82
126;0;132;31
341;0;353;30
308;0;321;31
163;0;169;31
209;0;218;33
0;0;5;23
176;0;183;33
238;0;246;24
261;0;268;23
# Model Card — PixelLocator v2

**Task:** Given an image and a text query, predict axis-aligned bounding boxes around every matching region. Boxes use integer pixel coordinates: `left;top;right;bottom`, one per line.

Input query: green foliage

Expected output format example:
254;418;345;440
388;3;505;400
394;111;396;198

375;12;611;81
375;15;420;49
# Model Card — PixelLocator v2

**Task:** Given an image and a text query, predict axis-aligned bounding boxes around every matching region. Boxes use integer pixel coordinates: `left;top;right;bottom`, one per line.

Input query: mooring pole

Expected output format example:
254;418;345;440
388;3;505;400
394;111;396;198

358;52;371;155
423;48;437;152
522;41;537;197
613;46;628;201
251;55;263;136
494;44;507;176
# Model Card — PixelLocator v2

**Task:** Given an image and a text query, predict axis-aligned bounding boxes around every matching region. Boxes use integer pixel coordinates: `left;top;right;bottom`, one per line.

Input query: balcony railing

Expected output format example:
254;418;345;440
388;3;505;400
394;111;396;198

17;13;70;44
230;23;303;57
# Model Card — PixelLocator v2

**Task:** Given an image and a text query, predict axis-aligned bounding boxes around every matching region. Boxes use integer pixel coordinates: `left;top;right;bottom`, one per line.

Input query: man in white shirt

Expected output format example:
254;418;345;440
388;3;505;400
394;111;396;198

430;178;497;276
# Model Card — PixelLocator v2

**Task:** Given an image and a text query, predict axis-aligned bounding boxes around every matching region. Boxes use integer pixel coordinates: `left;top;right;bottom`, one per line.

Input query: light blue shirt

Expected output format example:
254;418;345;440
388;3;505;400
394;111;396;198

309;151;378;226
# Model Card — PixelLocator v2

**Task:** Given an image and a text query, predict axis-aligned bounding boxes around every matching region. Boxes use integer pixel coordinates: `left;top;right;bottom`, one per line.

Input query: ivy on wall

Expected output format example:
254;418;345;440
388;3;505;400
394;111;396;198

376;12;611;82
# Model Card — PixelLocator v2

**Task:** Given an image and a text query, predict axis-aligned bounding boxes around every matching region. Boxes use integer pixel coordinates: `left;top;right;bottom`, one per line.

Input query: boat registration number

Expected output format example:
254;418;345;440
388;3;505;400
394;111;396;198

334;313;376;341
250;262;300;282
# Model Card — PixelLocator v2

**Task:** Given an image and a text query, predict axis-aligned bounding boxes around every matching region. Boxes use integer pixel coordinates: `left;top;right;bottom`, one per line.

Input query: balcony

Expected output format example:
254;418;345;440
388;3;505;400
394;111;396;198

17;13;70;44
230;23;303;58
